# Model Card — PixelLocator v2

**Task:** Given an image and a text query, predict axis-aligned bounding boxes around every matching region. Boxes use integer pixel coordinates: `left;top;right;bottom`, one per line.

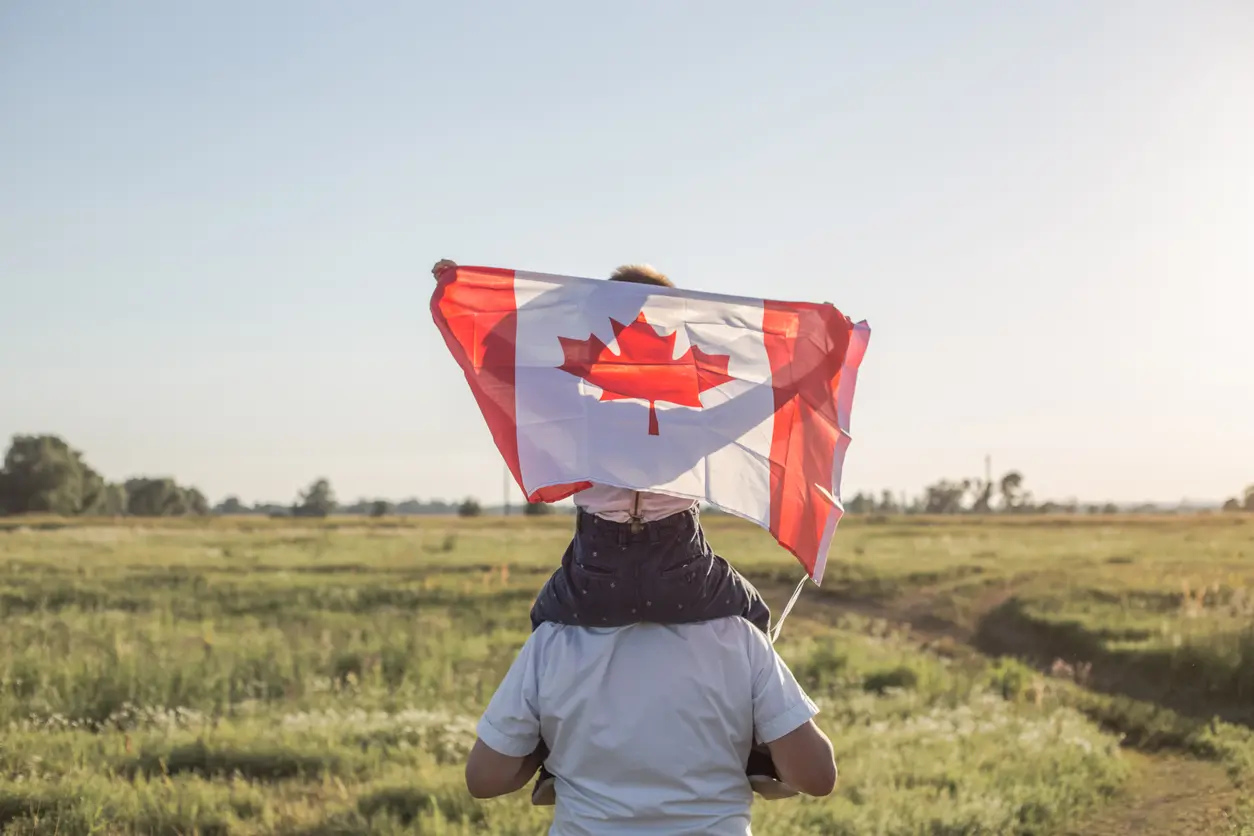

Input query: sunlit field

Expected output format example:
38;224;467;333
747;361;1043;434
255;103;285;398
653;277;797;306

1;515;1251;835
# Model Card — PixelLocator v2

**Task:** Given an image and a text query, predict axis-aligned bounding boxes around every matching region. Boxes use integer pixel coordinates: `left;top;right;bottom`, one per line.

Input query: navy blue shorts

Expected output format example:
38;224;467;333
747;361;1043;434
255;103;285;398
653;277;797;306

530;507;770;634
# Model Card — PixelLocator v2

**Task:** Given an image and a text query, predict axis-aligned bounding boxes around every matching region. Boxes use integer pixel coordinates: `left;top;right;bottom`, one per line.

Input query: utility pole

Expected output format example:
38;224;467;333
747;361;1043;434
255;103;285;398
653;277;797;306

985;454;992;487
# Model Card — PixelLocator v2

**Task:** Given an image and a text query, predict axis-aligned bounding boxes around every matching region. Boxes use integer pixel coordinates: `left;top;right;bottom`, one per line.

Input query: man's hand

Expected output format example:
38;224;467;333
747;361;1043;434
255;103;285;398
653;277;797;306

432;259;457;282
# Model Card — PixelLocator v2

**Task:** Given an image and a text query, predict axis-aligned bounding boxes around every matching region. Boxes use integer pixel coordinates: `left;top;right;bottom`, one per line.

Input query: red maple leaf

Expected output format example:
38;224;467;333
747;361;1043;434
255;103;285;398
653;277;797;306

556;312;735;435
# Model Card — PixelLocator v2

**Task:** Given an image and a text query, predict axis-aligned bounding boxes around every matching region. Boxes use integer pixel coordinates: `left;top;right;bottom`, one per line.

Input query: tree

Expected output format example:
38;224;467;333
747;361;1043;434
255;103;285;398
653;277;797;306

1223;498;1241;512
457;498;482;518
125;478;206;516
969;480;993;514
923;480;969;514
877;490;900;514
1245;486;1254;512
294;479;336;518
845;492;873;514
215;496;246;515
369;500;393;518
79;466;107;514
125;478;174;516
186;488;209;516
999;471;1027;513
99;483;128;516
522;500;553;517
0;435;106;515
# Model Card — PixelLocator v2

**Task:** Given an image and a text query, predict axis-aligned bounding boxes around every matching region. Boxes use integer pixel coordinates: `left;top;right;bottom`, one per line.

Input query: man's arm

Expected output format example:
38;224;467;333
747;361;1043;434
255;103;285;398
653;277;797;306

750;630;838;797
465;630;545;799
763;719;837;797
465;739;545;799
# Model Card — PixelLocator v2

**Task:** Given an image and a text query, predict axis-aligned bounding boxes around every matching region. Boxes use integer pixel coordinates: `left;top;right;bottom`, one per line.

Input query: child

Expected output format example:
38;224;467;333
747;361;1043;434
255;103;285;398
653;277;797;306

524;265;792;805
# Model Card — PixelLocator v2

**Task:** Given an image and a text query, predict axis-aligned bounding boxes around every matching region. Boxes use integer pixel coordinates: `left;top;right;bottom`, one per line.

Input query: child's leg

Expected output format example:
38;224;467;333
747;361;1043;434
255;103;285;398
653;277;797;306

708;555;772;634
530;539;581;630
530;741;556;806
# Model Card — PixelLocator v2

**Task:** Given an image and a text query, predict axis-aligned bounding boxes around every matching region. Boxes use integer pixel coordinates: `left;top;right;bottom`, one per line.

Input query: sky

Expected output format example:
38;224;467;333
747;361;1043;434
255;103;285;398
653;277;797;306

1;1;1251;508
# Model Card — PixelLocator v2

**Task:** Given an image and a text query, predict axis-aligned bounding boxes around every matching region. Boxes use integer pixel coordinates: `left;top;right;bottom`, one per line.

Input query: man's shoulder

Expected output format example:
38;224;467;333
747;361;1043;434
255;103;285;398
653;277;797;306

701;616;774;650
533;618;768;654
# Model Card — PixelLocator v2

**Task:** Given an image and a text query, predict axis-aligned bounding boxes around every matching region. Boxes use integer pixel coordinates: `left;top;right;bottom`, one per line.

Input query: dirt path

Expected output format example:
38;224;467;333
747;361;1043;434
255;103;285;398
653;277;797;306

761;583;1245;835
1062;752;1241;836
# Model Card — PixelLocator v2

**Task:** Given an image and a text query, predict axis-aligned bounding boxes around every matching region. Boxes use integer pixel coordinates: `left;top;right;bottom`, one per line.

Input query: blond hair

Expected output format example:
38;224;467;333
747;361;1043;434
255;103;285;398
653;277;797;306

609;264;673;288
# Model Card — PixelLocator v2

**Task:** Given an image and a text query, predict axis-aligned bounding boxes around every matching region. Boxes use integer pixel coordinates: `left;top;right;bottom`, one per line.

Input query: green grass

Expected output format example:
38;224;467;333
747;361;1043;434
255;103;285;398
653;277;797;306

0;515;1251;834
774;515;1254;722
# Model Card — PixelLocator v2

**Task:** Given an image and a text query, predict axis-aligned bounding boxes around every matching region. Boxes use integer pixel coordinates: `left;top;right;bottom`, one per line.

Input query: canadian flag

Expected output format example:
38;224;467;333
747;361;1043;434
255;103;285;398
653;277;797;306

431;266;870;584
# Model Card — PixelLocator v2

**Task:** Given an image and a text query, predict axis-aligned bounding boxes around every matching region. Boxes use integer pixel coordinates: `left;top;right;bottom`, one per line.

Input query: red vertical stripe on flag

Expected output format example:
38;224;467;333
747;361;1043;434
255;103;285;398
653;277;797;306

763;301;852;579
430;267;524;490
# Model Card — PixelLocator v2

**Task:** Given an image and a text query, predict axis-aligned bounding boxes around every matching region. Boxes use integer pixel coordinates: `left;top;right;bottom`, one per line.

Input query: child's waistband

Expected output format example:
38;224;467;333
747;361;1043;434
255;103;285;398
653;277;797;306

575;506;700;540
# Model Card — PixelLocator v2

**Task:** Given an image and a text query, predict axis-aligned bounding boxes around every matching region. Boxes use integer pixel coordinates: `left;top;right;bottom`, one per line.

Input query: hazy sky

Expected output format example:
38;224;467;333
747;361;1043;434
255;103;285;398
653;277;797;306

2;1;1251;507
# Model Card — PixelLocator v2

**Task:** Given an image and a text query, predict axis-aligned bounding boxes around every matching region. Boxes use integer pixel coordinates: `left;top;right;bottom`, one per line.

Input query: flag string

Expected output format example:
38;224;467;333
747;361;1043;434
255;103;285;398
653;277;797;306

769;574;809;645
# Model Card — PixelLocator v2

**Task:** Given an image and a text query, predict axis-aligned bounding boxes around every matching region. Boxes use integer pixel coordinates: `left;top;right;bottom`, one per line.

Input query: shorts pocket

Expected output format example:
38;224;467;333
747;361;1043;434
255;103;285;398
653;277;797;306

571;557;622;596
659;553;712;580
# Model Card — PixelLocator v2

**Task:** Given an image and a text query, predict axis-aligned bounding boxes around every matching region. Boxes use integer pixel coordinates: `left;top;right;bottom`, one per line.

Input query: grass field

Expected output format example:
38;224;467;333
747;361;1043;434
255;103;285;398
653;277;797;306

1;514;1252;835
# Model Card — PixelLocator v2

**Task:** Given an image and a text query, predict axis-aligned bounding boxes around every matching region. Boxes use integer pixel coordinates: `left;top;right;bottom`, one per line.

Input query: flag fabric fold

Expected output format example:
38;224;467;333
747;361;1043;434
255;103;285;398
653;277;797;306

430;265;870;584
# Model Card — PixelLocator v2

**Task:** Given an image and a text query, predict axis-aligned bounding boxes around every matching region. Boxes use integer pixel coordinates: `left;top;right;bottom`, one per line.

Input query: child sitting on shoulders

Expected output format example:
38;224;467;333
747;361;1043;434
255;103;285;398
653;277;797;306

525;265;791;805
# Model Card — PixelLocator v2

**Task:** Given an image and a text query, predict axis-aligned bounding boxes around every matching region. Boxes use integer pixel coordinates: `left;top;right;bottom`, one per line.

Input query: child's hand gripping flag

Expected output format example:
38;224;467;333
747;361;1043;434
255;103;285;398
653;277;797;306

430;264;870;584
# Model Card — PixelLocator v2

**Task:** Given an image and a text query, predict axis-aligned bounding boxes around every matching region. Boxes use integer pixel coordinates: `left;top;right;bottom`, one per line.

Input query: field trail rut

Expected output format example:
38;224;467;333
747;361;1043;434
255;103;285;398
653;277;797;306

1062;752;1240;836
762;582;1246;835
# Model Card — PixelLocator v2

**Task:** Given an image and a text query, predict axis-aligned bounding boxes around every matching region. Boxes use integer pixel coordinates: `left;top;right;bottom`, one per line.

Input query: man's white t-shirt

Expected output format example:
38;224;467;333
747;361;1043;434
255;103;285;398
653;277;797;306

476;617;819;836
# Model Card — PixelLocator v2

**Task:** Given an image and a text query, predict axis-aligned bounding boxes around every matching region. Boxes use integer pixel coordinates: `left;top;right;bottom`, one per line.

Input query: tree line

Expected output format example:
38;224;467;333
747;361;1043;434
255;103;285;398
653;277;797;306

842;470;1108;515
846;470;1254;515
2;434;1248;519
1222;487;1254;513
0;434;538;519
0;436;207;517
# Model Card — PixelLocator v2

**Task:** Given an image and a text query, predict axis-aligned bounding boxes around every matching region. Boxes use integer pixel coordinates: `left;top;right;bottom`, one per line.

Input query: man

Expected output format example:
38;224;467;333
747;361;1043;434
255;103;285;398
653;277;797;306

434;258;836;831
464;615;836;834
